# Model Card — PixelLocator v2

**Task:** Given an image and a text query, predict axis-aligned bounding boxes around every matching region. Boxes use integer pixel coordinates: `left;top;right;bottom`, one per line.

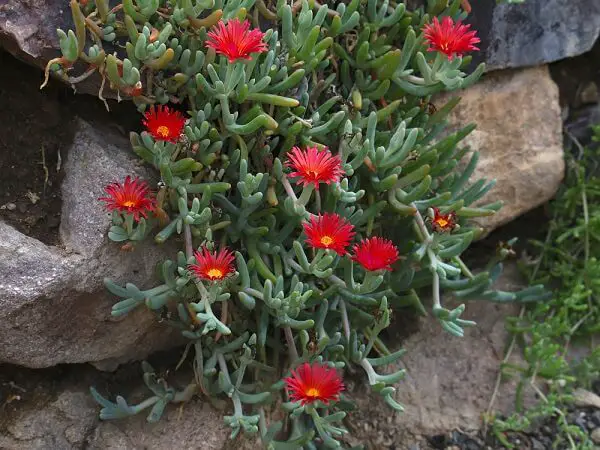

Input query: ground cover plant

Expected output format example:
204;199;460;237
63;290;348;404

487;127;600;450
43;0;548;447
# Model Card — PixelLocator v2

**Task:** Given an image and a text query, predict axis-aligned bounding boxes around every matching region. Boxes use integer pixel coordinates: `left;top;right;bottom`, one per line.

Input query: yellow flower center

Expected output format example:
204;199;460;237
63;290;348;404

156;125;170;137
320;235;334;246
122;200;136;207
207;268;224;279
436;218;449;228
305;387;320;398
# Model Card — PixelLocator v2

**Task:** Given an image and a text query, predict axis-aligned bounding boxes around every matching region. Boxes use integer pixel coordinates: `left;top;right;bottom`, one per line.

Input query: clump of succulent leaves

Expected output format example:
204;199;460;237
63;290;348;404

45;0;549;447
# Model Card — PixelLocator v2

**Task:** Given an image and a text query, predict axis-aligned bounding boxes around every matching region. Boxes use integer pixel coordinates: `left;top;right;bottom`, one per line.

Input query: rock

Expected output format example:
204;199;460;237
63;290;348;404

435;65;564;234
88;403;228;450
591;427;600;444
0;0;111;96
0;119;180;370
573;388;600;409
468;0;600;71
565;104;600;148
578;82;599;106
0;365;229;450
348;263;533;443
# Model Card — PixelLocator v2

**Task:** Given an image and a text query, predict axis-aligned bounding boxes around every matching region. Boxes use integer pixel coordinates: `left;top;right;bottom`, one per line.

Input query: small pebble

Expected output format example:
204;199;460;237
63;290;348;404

580;82;599;105
4;202;17;211
530;437;545;450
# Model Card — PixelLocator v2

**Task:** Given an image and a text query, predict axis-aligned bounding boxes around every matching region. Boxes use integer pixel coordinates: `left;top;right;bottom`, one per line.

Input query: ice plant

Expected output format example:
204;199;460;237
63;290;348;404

49;0;554;446
352;237;400;272
423;16;480;60
303;213;355;255
206;19;268;63
142;106;186;143
431;207;457;233
285;362;344;406
286;146;344;189
98;176;156;222
189;247;236;281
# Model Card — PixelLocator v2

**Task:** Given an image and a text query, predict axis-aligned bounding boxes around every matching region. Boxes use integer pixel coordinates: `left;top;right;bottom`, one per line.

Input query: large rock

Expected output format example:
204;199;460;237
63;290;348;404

0;119;179;370
468;0;600;71
436;65;564;233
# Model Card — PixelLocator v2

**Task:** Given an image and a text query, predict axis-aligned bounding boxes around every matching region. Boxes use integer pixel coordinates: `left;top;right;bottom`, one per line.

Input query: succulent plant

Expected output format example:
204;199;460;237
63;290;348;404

45;0;548;447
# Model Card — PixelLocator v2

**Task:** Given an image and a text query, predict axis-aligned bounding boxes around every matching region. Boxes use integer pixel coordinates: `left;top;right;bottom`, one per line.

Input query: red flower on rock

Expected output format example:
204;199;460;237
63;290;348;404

286;146;344;189
303;213;355;256
143;105;186;143
431;207;457;233
99;176;156;222
189;247;236;281
285;362;344;406
423;16;480;60
206;19;268;63
351;237;399;272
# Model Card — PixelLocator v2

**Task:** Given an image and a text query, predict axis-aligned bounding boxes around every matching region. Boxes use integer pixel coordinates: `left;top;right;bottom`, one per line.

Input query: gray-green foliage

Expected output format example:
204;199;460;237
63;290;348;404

46;0;546;447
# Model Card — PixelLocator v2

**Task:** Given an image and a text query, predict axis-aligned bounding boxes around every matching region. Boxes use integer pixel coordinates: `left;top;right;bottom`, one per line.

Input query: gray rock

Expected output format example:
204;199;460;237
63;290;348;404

435;65;564;234
573;388;600;409
591;427;600;444
0;0;112;96
0;119;180;370
0;367;229;450
468;0;600;71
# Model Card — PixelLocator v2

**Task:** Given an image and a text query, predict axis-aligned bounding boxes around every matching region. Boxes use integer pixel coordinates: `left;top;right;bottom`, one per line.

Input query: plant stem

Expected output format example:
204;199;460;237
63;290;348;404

183;223;193;259
298;184;314;205
412;204;432;242
314;189;322;213
217;353;244;416
284;326;299;362
280;175;299;202
432;271;441;309
339;299;351;341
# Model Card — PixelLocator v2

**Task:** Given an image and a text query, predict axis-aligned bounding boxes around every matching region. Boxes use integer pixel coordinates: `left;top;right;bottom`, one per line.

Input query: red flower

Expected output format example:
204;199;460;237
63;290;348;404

303;213;355;255
142;105;186;143
189;247;236;281
206;19;268;63
351;237;399;272
286;146;344;189
285;362;344;406
99;176;156;222
432;207;457;233
423;16;480;60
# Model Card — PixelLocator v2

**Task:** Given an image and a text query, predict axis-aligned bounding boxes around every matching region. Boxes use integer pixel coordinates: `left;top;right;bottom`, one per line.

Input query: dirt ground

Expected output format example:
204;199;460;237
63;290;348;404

0;51;76;245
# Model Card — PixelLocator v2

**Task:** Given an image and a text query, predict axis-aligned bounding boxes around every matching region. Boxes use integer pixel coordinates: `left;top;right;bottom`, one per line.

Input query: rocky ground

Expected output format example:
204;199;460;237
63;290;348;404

1;0;600;448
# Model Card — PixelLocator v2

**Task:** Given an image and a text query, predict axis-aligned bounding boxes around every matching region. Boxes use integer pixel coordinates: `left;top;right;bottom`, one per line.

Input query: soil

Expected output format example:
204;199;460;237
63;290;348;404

0;50;140;246
0;51;76;246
